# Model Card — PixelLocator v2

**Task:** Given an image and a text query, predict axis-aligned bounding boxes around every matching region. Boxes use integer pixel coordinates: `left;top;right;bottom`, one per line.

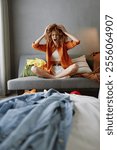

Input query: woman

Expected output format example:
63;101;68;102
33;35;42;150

31;24;80;79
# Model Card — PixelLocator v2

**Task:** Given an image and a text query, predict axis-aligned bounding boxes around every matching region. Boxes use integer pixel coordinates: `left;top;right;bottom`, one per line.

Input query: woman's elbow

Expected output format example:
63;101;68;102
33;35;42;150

76;39;80;45
32;42;35;48
32;42;38;49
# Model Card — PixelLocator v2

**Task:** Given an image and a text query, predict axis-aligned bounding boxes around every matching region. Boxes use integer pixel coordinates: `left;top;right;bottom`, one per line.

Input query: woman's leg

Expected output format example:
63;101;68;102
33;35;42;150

31;66;56;79
55;63;78;78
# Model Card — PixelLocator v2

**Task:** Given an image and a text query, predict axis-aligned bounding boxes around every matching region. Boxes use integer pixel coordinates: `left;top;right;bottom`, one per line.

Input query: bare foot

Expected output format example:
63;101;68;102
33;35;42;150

31;66;56;79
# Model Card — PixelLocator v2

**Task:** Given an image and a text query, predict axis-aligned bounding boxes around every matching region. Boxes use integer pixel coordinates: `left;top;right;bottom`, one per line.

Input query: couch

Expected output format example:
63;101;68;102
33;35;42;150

7;54;99;97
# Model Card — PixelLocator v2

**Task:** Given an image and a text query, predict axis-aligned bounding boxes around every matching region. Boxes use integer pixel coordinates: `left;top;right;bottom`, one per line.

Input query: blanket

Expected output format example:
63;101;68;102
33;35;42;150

0;89;73;150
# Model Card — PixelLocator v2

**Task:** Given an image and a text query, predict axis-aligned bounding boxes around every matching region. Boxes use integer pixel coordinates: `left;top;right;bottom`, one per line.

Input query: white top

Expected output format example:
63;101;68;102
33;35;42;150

51;50;60;61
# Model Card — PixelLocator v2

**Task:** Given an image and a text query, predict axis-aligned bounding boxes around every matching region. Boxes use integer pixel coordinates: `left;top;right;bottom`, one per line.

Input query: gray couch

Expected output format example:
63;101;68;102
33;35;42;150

7;54;99;97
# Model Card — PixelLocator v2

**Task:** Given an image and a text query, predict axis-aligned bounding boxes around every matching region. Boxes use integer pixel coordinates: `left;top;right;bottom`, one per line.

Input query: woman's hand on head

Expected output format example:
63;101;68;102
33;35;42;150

58;25;67;33
44;24;52;35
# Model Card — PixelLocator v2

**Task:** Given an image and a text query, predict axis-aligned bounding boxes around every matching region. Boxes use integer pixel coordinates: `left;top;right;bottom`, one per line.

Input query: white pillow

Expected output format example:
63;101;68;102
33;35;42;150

72;55;92;73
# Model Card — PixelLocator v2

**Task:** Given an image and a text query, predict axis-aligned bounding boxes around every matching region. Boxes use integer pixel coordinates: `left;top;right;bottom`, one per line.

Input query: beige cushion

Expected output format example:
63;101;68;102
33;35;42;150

72;55;92;73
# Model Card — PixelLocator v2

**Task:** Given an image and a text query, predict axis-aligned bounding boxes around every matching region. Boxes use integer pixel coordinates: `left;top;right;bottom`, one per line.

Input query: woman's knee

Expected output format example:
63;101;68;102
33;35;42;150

72;63;78;72
31;66;38;73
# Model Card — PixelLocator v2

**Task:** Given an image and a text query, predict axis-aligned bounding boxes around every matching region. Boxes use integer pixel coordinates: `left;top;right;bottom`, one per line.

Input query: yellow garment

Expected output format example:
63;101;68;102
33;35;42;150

26;58;46;69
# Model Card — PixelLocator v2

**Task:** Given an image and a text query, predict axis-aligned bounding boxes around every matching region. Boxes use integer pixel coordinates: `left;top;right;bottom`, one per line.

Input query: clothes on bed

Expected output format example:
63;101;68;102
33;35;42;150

0;89;73;150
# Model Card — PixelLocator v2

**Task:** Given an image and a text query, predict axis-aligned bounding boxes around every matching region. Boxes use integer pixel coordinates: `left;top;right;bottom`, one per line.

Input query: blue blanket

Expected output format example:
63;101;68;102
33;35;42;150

0;89;73;150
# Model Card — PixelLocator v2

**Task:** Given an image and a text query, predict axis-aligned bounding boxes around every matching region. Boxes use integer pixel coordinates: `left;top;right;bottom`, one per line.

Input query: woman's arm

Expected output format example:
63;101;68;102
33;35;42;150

32;25;51;51
32;24;48;46
64;32;80;43
58;25;80;43
58;25;80;50
32;34;46;52
32;34;45;46
32;24;52;45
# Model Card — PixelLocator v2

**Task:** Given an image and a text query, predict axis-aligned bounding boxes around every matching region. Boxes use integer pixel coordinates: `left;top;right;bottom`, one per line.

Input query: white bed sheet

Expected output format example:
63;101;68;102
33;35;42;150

66;94;100;150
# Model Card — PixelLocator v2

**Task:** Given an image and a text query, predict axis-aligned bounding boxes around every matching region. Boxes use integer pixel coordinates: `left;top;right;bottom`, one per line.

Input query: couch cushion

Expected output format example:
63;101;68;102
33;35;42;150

72;55;92;73
7;76;99;90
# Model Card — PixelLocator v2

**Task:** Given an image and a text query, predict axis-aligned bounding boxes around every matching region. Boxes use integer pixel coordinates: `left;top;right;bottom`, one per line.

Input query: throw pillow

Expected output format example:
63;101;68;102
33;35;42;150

72;55;92;73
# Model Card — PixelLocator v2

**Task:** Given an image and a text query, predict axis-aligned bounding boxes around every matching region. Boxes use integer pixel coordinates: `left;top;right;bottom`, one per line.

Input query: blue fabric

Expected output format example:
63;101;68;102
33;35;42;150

0;89;73;150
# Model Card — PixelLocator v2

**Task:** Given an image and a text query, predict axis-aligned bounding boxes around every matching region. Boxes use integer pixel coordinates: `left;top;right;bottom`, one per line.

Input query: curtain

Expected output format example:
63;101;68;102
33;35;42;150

0;0;10;96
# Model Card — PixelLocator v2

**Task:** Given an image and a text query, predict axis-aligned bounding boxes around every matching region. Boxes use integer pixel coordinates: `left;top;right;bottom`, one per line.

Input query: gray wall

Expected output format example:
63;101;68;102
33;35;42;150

8;0;100;78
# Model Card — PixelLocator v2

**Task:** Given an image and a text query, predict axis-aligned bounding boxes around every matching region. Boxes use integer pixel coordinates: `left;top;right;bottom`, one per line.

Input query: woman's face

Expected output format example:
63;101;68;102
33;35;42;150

51;31;60;44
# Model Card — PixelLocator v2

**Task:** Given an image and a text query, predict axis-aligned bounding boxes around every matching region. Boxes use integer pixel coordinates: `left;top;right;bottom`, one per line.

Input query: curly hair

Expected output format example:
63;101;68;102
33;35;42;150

45;24;68;48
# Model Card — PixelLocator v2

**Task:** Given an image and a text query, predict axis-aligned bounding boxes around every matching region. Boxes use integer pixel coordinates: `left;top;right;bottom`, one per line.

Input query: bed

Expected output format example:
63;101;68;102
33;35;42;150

0;89;99;150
